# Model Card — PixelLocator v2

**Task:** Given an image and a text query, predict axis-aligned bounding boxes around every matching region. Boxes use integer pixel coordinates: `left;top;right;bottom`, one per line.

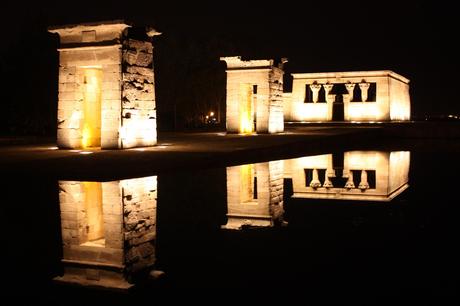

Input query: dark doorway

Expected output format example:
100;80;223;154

332;84;346;121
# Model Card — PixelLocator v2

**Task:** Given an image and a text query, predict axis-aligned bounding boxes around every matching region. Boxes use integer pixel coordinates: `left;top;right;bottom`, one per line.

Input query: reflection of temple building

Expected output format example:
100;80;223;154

55;176;157;289
284;151;410;201
220;56;286;134
223;161;284;229
48;21;160;149
222;150;409;230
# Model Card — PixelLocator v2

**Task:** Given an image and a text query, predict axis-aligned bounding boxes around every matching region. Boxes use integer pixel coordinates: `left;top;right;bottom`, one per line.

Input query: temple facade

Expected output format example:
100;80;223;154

221;57;411;127
284;71;411;122
49;21;160;149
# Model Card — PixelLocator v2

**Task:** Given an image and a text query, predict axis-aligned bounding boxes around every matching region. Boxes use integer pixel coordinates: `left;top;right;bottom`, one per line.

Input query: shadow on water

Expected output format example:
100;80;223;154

2;140;460;304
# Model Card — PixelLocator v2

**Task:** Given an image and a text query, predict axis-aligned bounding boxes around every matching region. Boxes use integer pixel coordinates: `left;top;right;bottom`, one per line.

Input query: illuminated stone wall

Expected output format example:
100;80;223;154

55;176;157;289
269;67;285;133
286;151;410;201
49;21;159;149
285;71;410;122
389;76;411;120
120;39;157;148
223;161;284;229
220;56;285;134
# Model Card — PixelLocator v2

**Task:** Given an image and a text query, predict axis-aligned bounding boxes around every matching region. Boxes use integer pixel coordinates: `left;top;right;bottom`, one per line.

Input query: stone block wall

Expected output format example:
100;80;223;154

56;47;123;149
389;76;411;120
49;21;158;149
220;56;284;134
224;69;270;133
285;71;410;122
121;39;157;148
268;68;285;133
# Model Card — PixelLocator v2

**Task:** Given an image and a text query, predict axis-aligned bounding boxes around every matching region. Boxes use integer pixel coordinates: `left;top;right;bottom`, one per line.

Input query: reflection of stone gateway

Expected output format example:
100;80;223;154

49;21;160;149
55;176;157;290
223;161;284;230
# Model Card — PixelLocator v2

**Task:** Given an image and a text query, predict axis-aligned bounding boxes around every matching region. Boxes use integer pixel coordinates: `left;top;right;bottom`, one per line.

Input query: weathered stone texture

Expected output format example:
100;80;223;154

221;56;284;134
50;22;157;149
121;176;157;273
268;67;285;133
121;39;157;148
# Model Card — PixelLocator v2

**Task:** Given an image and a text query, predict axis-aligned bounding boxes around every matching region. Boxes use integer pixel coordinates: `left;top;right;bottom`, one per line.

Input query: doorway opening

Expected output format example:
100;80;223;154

81;182;105;247
239;84;255;134
241;164;257;203
82;68;102;148
332;84;346;121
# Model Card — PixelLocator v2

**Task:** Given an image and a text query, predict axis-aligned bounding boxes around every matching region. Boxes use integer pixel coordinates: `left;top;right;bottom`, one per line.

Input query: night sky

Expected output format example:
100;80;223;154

1;0;458;134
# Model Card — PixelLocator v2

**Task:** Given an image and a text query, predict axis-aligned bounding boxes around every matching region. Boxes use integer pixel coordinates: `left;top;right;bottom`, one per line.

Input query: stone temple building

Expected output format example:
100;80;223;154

48;21;160;149
221;57;411;128
55;176;157;289
284;71;411;122
220;56;286;134
223;161;284;230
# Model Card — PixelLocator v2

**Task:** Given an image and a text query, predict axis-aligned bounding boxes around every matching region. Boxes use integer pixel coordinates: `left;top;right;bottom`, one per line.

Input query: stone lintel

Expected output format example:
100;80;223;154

48;20;131;33
61;259;125;271
57;44;122;52
226;67;272;72
49;20;131;46
221;56;273;70
226;213;272;219
291;70;410;84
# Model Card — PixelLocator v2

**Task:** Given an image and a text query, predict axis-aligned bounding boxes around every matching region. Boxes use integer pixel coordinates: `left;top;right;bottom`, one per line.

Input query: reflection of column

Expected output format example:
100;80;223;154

345;83;355;102
358;170;369;190
344;171;355;189
310;169;321;189
323;83;335;103
310;83;322;103
359;82;370;102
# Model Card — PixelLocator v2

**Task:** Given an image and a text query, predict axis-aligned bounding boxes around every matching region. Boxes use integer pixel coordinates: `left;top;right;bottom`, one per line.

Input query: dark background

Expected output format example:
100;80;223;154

1;0;458;135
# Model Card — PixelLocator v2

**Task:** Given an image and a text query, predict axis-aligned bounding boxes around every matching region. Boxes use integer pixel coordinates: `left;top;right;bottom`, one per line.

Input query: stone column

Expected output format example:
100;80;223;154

310;84;322;103
359;82;370;102
358;170;369;190
344;171;355;189
309;169;321;188
323;174;333;188
345;83;355;102
323;83;335;103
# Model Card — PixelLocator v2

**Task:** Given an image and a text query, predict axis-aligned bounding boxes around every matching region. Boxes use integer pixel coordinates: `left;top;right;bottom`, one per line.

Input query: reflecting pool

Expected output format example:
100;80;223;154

2;146;459;303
